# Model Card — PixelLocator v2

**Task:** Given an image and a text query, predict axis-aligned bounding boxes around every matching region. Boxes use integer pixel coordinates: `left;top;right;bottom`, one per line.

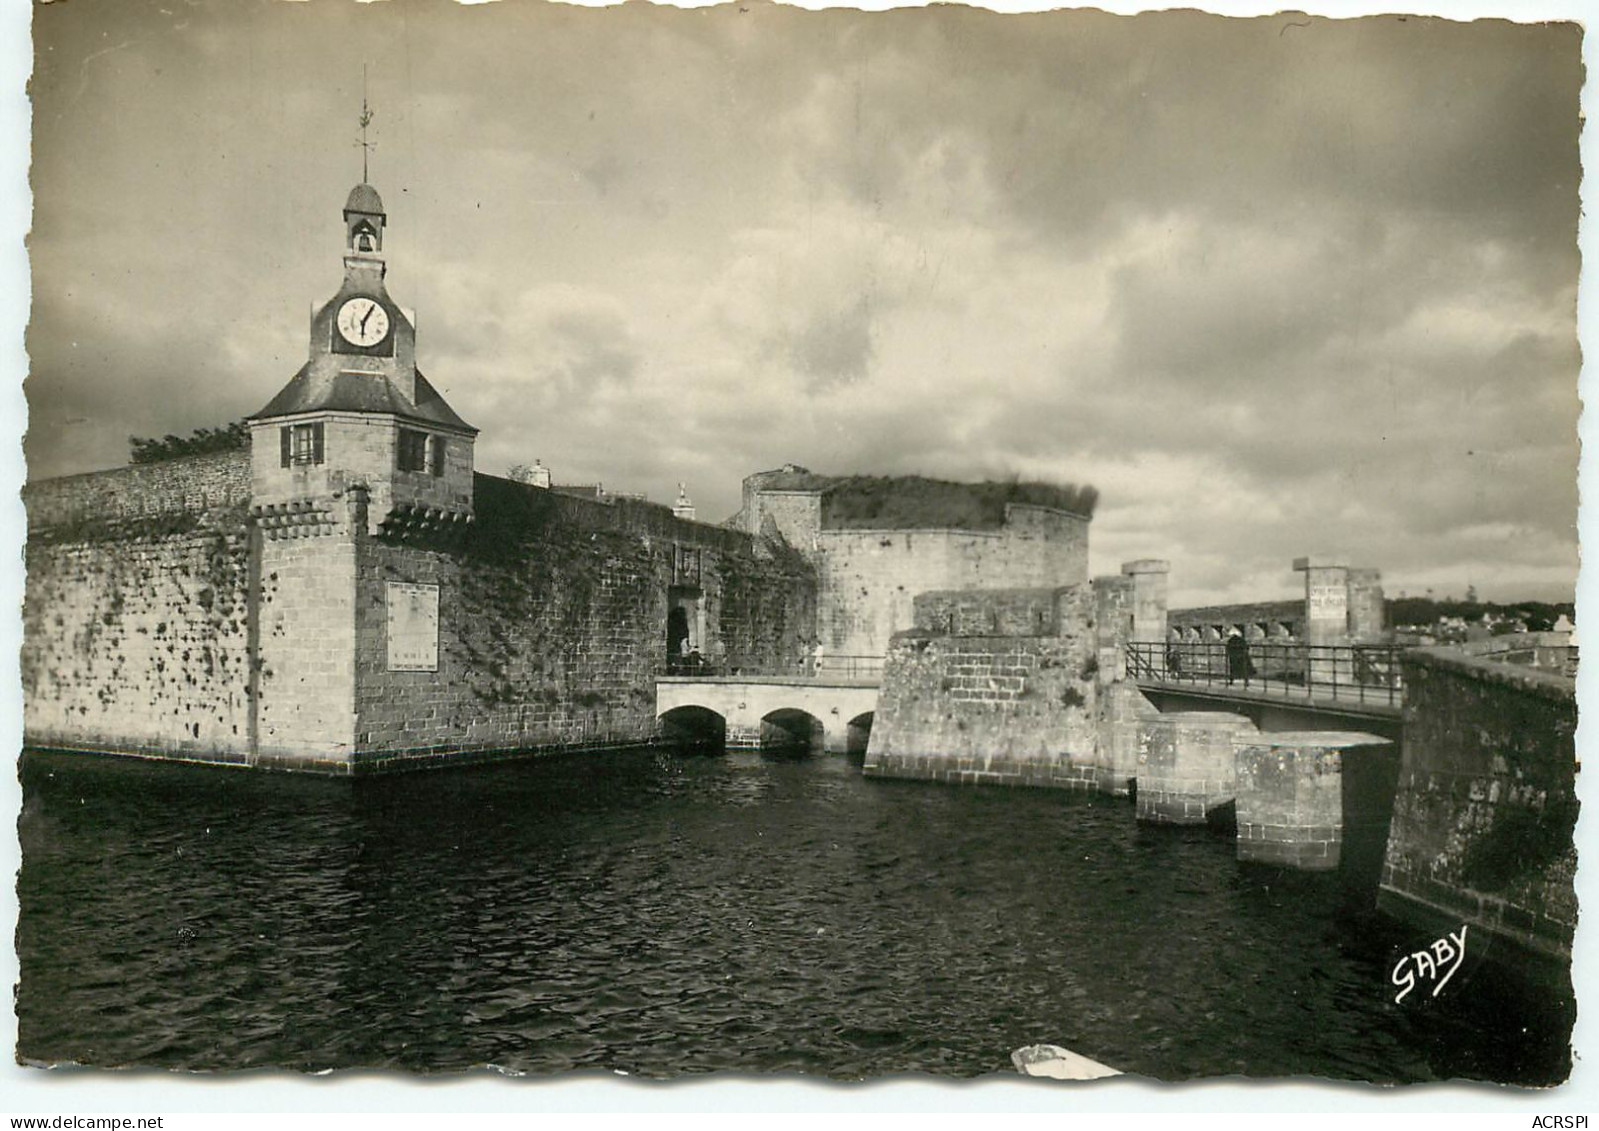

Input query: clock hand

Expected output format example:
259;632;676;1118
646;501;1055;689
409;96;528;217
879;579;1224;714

360;304;375;334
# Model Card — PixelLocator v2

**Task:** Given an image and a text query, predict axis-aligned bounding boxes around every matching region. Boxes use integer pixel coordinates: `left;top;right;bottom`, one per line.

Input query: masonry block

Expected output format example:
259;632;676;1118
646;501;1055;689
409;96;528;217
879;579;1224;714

1136;711;1255;824
865;586;1098;788
1234;730;1393;871
1096;679;1157;796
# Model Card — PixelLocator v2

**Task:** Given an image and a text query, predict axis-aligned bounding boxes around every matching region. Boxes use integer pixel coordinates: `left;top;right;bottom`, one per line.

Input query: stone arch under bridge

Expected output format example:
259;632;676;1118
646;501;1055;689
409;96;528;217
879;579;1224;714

656;677;880;754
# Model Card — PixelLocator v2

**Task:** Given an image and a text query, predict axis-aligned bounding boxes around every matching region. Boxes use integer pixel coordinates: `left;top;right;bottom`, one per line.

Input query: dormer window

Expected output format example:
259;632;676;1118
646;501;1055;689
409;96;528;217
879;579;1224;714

398;428;445;477
279;422;325;468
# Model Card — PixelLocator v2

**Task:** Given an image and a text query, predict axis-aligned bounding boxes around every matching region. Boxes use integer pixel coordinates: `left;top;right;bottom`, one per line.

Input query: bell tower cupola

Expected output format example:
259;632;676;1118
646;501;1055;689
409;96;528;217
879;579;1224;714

246;166;477;533
344;182;386;256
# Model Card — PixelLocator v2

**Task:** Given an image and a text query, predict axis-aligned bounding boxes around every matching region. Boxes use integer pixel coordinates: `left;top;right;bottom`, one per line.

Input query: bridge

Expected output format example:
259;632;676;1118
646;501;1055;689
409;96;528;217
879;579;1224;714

656;673;881;755
658;641;1414;756
1125;641;1408;740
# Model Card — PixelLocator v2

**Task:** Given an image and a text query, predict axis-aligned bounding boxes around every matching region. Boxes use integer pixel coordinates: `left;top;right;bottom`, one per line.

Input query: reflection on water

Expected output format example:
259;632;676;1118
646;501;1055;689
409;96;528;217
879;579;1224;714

16;748;1573;1081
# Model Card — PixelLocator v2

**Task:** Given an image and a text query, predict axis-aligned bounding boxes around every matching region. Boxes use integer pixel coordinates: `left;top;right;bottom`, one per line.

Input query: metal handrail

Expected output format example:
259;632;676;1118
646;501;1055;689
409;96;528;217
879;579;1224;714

1126;640;1409;708
665;653;884;681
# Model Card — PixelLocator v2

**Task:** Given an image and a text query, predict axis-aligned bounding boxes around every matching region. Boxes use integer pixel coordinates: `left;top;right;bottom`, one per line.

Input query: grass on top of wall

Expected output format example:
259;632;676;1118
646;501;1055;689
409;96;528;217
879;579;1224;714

820;476;1097;530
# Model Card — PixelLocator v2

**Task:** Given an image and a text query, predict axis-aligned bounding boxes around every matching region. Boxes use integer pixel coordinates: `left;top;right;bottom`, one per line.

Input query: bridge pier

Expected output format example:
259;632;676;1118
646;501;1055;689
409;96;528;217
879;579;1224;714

1233;731;1395;871
1135;712;1256;824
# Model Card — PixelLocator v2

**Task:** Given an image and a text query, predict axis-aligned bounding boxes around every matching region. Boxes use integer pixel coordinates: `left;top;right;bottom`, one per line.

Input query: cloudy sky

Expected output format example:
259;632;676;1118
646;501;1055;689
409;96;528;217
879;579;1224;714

26;0;1581;606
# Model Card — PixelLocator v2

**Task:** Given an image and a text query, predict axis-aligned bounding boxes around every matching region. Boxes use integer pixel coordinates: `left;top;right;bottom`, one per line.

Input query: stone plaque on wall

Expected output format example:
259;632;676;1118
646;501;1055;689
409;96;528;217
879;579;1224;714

387;582;440;672
1307;582;1346;618
675;545;701;586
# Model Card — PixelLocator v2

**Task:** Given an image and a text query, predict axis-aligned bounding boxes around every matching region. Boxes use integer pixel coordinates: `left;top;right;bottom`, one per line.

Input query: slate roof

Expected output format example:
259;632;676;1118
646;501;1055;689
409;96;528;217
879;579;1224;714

248;365;476;433
344;183;385;216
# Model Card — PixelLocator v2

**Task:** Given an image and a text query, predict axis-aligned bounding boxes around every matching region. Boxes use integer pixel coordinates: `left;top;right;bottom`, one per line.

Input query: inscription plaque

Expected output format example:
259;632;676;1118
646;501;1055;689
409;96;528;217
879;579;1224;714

1307;582;1346;619
387;581;440;672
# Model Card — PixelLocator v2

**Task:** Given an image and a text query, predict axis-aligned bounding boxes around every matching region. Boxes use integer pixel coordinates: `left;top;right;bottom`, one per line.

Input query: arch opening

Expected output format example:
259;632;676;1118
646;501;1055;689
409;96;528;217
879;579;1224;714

659;705;726;755
759;708;824;757
667;586;704;673
846;711;874;759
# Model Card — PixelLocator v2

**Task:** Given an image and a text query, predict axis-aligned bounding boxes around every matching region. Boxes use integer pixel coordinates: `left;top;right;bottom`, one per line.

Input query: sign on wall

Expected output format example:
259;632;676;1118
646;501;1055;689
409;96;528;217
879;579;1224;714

1307;581;1347;621
387;581;440;672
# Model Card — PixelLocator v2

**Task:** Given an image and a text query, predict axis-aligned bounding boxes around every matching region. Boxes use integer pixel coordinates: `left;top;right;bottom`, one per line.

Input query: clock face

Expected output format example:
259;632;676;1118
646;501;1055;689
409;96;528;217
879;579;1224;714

336;297;391;347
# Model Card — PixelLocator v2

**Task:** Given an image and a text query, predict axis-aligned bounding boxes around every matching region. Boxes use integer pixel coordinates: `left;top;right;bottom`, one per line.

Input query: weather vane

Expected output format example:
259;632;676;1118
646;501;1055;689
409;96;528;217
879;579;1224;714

357;65;375;183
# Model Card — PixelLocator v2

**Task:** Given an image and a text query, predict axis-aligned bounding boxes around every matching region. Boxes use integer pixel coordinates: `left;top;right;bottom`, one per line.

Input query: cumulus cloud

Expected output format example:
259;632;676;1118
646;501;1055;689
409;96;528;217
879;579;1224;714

24;0;1581;605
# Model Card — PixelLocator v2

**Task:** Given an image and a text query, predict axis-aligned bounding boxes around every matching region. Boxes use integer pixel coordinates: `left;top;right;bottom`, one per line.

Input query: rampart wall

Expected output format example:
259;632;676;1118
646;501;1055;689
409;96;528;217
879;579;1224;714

22;460;816;773
1379;647;1578;967
22;453;257;764
351;480;815;769
24;450;252;529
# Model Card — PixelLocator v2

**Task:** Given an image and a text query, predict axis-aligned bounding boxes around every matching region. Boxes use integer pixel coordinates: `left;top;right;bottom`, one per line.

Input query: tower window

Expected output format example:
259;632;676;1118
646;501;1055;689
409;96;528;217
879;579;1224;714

398;429;444;476
280;422;324;468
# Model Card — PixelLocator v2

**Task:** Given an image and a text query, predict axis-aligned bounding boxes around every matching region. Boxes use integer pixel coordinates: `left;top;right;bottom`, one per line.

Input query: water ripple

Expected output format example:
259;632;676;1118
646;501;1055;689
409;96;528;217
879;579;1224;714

17;748;1571;1081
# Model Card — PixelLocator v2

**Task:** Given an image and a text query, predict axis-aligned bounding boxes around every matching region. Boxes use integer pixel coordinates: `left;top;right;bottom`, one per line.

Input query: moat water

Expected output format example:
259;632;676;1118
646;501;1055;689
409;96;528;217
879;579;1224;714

16;747;1574;1083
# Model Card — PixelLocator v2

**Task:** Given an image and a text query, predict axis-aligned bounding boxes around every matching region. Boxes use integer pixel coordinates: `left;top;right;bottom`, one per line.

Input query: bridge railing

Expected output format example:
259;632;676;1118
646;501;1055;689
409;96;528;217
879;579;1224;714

814;654;886;681
664;654;884;681
1126;640;1410;709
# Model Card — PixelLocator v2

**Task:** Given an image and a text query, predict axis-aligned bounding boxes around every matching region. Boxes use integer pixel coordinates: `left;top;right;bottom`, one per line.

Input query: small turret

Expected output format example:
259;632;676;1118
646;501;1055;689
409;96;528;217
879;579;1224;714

344;182;386;254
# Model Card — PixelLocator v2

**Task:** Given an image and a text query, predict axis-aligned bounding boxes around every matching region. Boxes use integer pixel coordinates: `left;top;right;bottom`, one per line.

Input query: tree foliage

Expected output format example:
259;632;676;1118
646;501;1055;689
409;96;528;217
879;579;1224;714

822;474;1098;529
1387;596;1573;632
129;421;250;465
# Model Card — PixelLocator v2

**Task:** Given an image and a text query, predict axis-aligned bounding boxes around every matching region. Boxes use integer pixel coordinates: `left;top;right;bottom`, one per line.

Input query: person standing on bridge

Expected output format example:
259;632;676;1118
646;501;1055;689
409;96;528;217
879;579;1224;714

1226;629;1252;686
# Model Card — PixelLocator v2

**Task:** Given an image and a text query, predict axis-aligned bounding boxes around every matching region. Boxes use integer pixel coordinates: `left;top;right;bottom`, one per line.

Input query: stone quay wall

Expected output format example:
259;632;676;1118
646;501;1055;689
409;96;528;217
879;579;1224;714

1379;647;1578;965
863;586;1099;789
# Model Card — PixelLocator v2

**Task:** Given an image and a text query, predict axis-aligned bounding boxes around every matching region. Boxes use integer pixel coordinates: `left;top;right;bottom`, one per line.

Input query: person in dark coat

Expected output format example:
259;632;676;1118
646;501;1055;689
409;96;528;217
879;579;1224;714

1225;629;1252;684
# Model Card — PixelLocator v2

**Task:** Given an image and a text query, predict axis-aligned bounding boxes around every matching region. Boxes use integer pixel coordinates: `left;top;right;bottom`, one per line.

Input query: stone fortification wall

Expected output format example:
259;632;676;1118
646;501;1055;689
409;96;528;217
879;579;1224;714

23;463;816;773
816;505;1089;662
543;485;757;555
24;450;251;530
350;476;816;769
1092;574;1134;679
22;454;257;764
746;491;822;551
864;586;1098;788
1380;648;1577;966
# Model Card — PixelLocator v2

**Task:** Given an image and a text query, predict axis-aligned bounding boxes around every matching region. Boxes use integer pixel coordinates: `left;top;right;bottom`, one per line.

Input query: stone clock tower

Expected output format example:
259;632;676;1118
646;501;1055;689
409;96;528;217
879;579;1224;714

247;181;477;534
243;182;478;769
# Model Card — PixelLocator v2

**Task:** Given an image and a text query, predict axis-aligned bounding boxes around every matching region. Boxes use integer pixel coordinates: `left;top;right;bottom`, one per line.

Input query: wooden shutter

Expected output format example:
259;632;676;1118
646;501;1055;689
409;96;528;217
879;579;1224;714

280;426;291;468
311;421;325;465
430;435;445;477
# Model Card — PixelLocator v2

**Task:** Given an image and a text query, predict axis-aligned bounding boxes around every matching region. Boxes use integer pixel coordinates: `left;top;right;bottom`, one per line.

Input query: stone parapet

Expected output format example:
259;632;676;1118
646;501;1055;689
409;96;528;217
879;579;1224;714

24;450;252;531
